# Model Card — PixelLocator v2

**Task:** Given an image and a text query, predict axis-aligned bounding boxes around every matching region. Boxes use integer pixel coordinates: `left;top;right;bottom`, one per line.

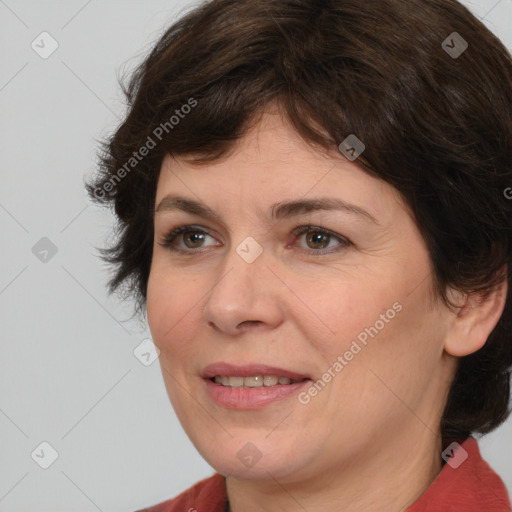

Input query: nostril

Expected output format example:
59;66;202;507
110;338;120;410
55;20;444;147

239;320;260;328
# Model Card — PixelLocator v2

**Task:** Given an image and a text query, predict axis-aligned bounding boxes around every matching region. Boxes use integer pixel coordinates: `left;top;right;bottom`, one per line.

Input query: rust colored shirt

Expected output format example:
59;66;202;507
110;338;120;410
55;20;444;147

137;438;511;512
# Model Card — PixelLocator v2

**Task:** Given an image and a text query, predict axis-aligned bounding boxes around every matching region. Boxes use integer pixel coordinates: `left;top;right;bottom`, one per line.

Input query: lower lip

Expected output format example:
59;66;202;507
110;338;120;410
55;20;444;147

204;378;311;409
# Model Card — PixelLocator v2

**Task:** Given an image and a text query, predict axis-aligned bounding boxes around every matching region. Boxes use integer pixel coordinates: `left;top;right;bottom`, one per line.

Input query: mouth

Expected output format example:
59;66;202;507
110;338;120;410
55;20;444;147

201;362;311;383
201;363;313;408
210;375;308;388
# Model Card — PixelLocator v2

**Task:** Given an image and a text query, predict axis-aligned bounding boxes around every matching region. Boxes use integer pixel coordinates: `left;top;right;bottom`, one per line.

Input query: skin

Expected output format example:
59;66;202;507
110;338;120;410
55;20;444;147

146;106;507;512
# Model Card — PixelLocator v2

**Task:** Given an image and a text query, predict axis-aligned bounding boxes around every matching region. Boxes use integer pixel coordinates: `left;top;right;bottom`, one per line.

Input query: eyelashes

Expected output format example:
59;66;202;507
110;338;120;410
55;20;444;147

291;226;351;253
160;225;219;252
157;224;352;255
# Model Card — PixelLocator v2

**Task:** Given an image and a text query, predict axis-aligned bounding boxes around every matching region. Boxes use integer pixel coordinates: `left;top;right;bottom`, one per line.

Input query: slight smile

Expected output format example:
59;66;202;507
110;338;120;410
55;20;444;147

201;363;313;409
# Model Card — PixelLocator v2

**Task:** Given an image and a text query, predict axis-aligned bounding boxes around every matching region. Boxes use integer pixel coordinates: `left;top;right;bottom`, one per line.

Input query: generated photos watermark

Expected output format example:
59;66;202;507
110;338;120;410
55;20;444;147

442;32;468;59
441;442;469;469
298;301;403;405
93;97;197;200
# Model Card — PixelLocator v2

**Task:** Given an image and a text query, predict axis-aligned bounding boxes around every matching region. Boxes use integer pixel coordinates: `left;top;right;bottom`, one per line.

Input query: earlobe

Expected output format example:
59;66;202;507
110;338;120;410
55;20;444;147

444;278;508;357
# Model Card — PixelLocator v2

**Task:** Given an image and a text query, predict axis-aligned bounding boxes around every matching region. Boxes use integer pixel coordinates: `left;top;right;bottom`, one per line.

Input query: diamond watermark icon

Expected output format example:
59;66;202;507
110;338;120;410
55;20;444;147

237;442;263;468
31;441;59;469
31;32;59;59
32;237;58;263
134;338;160;366
338;134;365;161
236;236;263;264
442;32;468;59
441;442;469;469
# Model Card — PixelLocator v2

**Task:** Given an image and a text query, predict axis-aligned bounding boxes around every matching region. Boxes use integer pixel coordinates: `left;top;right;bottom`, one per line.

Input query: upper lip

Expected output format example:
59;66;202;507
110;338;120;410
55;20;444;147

201;363;311;381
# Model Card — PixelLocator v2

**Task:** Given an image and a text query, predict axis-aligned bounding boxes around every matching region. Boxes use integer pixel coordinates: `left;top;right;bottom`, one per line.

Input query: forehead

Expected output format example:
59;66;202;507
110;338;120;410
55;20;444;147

155;111;407;223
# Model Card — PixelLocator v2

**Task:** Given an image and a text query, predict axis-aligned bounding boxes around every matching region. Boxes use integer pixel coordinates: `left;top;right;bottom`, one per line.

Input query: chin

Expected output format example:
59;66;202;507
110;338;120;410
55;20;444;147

189;431;314;482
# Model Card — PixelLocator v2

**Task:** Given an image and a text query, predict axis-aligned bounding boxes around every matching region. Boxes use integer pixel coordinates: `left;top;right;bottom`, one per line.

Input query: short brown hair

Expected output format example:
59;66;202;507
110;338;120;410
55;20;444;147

86;0;512;447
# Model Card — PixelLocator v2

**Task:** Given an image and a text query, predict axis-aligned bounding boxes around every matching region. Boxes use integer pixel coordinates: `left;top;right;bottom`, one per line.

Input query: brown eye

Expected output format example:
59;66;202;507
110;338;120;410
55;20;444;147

305;231;331;249
160;226;219;252
183;231;206;248
293;226;351;253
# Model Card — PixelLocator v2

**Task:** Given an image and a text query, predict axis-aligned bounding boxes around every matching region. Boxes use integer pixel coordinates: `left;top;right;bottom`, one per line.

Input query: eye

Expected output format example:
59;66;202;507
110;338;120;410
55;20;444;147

158;225;220;252
292;226;351;253
158;224;351;255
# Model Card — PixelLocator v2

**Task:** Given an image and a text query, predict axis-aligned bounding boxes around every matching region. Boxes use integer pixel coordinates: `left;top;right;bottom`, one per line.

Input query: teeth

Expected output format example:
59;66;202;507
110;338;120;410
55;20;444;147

244;376;263;387
263;375;278;386
225;376;243;387
213;375;302;388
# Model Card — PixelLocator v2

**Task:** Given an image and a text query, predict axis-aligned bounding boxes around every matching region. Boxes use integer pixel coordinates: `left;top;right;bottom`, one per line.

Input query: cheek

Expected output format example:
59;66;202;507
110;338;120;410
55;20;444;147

308;266;439;392
325;280;445;417
146;263;203;353
308;274;394;356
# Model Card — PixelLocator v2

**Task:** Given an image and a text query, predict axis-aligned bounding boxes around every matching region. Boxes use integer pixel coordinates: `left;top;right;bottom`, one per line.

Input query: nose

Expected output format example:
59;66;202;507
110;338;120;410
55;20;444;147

202;244;285;336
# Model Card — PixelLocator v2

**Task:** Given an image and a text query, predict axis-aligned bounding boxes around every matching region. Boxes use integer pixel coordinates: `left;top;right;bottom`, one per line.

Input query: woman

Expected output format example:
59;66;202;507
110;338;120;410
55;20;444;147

87;0;512;510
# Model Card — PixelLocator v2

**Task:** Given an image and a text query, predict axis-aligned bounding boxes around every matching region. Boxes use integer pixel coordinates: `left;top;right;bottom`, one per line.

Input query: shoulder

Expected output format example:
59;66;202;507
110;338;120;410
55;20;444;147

408;437;511;512
135;473;227;512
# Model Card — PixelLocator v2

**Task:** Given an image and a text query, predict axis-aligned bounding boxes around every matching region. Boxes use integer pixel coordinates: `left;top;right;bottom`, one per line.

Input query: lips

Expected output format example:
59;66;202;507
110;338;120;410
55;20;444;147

201;362;311;381
203;365;313;408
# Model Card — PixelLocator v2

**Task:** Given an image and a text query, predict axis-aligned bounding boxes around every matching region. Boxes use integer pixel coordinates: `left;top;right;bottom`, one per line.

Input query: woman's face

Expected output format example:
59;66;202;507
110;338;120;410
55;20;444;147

147;110;457;484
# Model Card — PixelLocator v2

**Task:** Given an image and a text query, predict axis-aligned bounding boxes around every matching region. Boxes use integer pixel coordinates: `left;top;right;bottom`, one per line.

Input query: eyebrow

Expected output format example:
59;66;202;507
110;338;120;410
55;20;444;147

154;195;379;225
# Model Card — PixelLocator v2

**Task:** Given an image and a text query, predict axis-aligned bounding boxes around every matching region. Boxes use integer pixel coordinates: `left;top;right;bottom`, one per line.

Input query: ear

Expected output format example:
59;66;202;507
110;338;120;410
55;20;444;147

444;274;508;357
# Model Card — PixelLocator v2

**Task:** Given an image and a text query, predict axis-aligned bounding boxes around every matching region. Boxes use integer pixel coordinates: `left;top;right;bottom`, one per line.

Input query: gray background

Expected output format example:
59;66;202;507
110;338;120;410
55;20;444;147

1;1;511;510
